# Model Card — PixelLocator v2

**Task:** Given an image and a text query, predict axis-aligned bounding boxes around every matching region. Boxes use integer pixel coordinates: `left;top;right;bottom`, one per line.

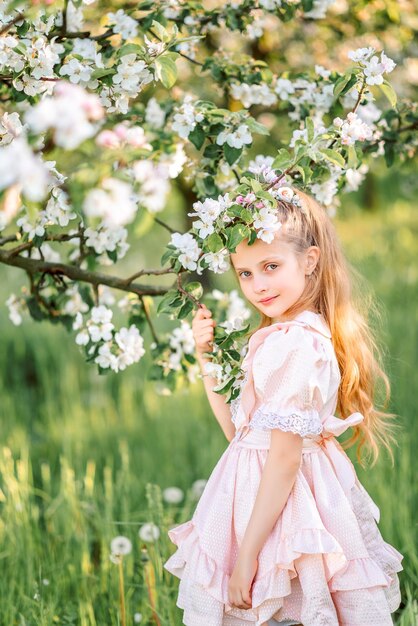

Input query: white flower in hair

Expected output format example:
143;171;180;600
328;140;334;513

275;186;294;202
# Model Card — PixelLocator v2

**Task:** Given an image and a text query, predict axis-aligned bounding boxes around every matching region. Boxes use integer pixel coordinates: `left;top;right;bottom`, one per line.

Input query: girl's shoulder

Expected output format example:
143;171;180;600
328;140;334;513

249;311;335;368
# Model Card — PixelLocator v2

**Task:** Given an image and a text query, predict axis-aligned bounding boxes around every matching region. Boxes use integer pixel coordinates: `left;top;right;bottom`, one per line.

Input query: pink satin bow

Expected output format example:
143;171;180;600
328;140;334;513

317;412;380;522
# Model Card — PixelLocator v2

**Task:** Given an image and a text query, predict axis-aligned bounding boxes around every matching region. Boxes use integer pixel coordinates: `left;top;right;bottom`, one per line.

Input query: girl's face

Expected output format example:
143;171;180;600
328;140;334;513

230;235;320;322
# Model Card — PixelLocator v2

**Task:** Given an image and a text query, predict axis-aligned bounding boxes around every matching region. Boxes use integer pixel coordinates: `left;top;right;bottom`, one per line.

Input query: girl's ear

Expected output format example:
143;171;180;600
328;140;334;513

305;246;320;273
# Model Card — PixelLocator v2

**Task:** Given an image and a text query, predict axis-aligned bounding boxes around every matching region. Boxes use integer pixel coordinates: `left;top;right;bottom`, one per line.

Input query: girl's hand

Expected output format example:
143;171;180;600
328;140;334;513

191;303;216;358
228;553;258;610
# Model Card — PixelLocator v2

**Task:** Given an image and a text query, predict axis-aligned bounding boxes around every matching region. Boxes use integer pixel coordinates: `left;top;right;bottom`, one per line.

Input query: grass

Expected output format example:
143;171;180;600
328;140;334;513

0;191;416;625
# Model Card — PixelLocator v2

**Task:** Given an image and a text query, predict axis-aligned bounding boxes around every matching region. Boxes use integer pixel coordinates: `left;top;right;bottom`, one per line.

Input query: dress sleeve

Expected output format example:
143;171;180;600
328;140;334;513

250;324;331;437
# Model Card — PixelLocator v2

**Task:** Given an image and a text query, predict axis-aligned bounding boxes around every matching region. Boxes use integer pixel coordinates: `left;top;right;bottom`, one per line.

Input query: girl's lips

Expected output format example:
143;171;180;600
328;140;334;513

259;296;278;305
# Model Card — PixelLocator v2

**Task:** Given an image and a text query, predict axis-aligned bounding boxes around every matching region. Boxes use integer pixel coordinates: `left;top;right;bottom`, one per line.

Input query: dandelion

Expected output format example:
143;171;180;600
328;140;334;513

110;535;132;556
191;479;207;500
139;522;160;542
162;486;184;504
110;535;131;626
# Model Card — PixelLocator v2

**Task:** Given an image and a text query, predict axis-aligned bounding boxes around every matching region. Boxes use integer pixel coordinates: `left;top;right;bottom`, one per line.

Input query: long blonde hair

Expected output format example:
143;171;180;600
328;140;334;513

234;188;400;468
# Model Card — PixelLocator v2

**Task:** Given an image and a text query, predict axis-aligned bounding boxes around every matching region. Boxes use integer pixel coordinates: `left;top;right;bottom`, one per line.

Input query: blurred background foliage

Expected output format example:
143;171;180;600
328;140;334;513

0;0;417;624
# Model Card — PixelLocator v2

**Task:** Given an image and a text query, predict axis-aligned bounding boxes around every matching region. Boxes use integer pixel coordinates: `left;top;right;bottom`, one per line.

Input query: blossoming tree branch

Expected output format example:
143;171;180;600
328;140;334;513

0;0;417;398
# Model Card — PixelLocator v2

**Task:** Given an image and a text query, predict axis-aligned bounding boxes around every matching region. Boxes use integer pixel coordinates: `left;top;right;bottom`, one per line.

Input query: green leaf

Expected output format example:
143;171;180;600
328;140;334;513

333;73;354;99
319;148;345;167
240;208;253;223
379;81;397;108
226;224;250;251
203;144;222;159
188;125;205;150
178;299;194;319
26;297;46;321
250;179;262;193
305;116;314;144
245;118;270;136
185;281;203;299
272;148;292;170
223;144;242;165
156;290;182;315
90;68;114;80
154;55;178;88
347;145;359;169
151;19;170;43
207;233;224;253
116;44;144;59
160;245;176;266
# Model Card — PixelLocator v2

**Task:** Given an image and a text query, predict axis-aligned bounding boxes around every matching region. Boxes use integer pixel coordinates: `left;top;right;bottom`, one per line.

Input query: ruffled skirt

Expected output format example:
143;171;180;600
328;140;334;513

163;429;403;626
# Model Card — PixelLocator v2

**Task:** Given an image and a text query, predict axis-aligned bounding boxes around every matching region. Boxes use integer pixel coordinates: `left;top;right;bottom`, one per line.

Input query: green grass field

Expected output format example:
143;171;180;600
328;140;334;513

0;188;416;625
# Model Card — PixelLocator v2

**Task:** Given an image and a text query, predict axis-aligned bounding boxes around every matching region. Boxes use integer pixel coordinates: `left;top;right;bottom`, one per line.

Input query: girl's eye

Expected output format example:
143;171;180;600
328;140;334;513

239;263;279;278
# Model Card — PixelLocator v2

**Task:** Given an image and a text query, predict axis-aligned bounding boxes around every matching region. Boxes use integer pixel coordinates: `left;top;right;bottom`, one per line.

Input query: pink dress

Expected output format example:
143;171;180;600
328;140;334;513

163;310;404;626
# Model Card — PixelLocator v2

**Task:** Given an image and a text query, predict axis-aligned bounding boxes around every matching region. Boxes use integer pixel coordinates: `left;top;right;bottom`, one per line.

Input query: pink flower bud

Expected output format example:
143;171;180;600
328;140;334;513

255;201;264;209
236;195;244;204
96;130;120;148
114;124;129;140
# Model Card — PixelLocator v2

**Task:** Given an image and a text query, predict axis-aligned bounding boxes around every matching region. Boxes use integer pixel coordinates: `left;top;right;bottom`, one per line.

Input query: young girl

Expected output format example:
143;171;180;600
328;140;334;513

163;188;404;626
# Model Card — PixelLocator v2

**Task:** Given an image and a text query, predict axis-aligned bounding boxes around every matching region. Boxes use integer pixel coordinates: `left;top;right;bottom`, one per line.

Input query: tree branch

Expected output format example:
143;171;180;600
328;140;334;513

0;12;24;36
0;249;172;298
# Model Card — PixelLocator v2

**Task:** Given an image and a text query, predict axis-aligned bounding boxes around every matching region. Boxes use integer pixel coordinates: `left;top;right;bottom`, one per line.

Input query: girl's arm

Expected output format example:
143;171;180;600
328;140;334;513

238;429;303;559
196;353;236;443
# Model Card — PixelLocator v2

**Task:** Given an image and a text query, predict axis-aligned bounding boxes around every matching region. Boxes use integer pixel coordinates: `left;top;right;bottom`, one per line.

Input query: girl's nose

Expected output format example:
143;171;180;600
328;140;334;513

253;276;269;292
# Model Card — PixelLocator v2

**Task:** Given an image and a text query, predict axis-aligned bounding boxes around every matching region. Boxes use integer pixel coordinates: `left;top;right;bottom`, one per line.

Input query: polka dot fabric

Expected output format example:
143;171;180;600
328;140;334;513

163;311;404;625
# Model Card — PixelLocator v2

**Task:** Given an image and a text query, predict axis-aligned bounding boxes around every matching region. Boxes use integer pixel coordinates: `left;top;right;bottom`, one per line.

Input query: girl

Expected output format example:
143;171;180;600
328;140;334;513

163;188;404;626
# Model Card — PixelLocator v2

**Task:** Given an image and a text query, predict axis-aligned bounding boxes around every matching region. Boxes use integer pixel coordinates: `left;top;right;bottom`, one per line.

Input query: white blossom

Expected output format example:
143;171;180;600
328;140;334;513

107;9;138;39
87;305;114;342
169;321;195;355
114;325;145;370
66;1;84;32
0;138;50;201
253;208;282;243
171;96;204;139
169;232;202;271
363;51;396;85
132;160;171;212
230;82;277;108
25;81;104;150
83;178;138;227
6;293;26;326
202;249;230;274
26;242;61;263
84;222;129;259
0;112;25;145
112;54;153;97
348;47;375;63
344;164;369;192
333;112;373;145
63;285;90;316
216;124;252;149
310;177;339;206
145;97;166;128
44;188;77;227
144;34;165;56
203;361;224;383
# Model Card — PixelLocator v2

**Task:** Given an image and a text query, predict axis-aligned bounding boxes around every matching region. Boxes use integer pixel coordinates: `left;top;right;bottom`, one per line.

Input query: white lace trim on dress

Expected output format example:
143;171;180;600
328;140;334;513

249;406;324;438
